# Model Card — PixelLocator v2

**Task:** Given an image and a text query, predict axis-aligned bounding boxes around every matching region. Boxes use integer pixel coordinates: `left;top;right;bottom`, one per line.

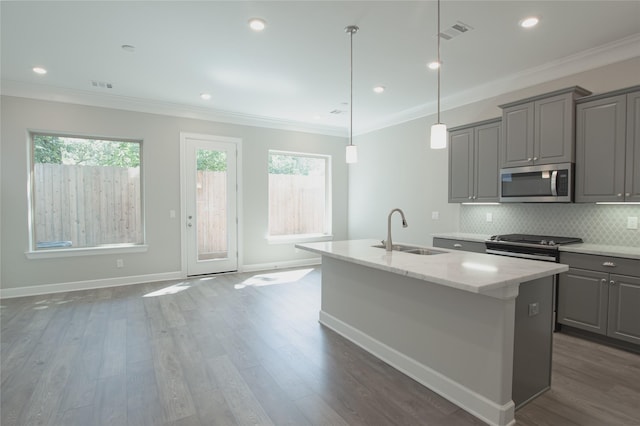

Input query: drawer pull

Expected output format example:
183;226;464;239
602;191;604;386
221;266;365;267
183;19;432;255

453;243;463;248
602;261;616;267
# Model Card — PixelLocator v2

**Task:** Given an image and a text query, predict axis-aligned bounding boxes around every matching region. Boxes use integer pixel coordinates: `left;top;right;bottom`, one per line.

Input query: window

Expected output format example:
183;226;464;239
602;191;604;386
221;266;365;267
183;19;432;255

268;151;331;240
29;133;144;252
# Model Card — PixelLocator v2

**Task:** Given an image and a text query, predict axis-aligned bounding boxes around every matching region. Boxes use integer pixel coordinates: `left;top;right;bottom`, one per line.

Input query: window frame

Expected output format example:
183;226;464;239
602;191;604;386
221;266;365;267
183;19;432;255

26;131;147;258
266;150;333;244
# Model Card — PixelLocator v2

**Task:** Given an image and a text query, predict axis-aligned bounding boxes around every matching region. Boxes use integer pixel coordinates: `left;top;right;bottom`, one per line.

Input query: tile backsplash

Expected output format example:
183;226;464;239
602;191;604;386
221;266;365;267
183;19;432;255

460;204;640;247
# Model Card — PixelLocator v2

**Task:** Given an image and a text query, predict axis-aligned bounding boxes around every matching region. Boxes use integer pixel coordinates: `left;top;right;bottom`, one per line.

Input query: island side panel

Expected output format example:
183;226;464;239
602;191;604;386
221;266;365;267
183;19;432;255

320;256;516;426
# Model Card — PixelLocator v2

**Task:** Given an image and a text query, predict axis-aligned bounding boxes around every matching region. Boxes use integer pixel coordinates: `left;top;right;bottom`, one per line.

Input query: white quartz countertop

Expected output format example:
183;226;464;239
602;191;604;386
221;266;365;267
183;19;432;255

559;243;640;260
296;239;568;298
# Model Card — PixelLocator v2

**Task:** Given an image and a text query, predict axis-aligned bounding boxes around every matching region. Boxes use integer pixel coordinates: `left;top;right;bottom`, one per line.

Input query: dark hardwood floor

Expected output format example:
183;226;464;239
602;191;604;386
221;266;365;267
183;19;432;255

1;267;639;426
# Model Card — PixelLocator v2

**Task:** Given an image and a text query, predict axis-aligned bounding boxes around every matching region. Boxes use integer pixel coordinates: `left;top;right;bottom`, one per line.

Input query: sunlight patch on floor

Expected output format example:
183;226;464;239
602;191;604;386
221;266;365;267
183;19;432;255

143;281;193;298
235;268;313;290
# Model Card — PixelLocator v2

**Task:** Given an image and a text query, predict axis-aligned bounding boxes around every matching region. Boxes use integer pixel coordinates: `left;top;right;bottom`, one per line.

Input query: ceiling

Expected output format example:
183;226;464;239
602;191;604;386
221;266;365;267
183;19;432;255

2;1;639;136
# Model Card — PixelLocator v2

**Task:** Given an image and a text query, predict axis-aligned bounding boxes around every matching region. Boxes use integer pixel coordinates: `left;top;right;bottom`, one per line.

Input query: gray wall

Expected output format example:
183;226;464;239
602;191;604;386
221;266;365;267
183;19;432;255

348;58;640;247
0;96;348;290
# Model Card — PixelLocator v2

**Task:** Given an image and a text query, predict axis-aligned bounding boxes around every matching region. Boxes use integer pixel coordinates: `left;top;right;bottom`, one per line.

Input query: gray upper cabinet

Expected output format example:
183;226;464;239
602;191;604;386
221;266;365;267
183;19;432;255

575;86;640;202
448;118;500;203
499;86;591;168
626;90;640;202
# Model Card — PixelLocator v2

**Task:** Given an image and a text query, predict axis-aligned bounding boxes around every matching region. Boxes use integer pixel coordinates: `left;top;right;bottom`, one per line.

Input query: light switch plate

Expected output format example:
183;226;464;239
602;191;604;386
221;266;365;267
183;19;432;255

627;216;638;230
528;302;539;317
432;211;439;220
486;213;493;223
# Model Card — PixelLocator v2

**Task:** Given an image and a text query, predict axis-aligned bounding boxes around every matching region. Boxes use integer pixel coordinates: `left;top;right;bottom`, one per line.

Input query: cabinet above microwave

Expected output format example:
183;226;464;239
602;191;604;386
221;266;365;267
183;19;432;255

499;86;591;169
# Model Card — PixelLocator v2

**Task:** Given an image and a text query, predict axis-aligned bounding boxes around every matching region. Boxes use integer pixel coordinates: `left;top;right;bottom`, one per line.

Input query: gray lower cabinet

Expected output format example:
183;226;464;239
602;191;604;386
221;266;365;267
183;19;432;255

557;252;640;346
499;86;591;168
575;86;640;202
448;118;500;203
432;237;486;253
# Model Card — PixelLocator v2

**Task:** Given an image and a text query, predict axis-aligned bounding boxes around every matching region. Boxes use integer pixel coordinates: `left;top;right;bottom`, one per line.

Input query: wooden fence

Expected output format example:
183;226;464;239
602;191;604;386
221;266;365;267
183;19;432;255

268;174;325;236
34;164;325;250
34;163;143;247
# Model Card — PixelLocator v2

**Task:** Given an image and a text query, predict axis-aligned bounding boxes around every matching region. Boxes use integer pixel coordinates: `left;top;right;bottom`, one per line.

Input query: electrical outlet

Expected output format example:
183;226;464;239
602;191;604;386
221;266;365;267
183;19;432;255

528;302;539;317
116;259;124;268
486;212;493;223
432;211;439;220
627;216;638;230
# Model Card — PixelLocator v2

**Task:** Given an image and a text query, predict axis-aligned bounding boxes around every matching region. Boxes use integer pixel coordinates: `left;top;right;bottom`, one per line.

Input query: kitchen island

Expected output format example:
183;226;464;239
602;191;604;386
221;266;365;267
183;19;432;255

296;239;569;426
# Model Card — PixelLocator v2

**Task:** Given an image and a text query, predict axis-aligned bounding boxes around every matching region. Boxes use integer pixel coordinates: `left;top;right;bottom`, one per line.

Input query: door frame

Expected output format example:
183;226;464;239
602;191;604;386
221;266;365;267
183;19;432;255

179;132;243;277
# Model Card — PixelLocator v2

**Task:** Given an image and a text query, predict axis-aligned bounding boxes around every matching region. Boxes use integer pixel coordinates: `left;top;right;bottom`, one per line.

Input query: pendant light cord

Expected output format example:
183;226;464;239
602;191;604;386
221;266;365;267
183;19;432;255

437;0;441;124
349;27;354;146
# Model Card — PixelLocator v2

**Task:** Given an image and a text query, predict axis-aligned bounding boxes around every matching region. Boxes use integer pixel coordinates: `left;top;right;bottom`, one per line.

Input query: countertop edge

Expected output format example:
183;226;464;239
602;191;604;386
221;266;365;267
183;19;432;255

296;240;567;299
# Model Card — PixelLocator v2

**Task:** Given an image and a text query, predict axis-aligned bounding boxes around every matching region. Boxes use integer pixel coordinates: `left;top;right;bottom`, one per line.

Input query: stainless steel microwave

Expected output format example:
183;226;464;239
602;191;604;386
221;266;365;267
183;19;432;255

499;163;573;202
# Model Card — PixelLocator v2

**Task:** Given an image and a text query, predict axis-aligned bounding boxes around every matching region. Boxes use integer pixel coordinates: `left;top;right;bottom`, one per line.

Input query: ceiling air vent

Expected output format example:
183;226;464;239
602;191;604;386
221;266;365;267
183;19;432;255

439;21;474;41
329;102;348;115
90;80;113;89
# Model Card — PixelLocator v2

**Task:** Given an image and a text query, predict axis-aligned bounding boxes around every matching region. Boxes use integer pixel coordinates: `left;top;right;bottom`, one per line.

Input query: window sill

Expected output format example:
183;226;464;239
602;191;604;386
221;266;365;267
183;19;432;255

25;244;148;259
267;234;333;245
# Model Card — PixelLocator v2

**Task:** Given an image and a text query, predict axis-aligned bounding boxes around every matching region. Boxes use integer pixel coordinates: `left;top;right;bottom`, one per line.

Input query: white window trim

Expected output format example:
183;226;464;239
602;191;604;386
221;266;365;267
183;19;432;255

25;244;149;259
267;150;332;239
266;233;333;245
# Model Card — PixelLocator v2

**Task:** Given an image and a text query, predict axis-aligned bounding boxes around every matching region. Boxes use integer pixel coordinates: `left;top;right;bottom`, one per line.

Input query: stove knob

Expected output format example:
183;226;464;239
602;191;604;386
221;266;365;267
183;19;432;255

548;240;556;246
540;240;547;245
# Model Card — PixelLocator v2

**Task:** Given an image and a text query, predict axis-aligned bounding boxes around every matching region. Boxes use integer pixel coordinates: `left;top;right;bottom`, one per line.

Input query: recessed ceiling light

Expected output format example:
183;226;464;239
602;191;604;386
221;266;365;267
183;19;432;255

519;17;539;28
121;44;136;52
373;86;385;94
200;93;212;100
248;18;266;32
428;61;441;70
32;67;47;75
313;115;322;120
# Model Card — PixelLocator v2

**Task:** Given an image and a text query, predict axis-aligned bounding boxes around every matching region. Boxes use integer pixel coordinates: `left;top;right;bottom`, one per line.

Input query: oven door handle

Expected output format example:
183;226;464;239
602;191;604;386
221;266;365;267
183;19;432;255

485;249;556;262
551;170;558;196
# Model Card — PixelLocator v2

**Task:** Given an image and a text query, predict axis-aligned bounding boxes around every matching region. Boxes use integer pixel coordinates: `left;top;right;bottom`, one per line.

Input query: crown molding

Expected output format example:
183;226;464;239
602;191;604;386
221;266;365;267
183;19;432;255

0;80;347;138
355;33;640;136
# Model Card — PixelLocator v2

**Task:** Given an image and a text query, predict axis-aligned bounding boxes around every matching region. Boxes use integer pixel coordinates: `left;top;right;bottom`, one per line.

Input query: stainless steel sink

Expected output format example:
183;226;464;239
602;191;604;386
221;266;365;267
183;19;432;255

371;244;445;255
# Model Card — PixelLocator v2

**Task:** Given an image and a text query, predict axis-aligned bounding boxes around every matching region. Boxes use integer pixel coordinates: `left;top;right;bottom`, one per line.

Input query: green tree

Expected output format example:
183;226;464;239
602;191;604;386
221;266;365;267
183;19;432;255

33;135;140;167
197;150;227;171
269;154;319;175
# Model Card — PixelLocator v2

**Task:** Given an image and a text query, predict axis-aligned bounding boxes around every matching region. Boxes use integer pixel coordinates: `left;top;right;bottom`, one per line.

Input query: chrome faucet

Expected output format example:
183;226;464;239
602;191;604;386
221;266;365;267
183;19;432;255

385;208;408;252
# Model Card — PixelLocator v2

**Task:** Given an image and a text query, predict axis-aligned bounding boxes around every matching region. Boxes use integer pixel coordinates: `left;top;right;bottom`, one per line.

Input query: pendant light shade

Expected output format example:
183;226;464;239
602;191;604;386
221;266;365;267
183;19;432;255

345;144;358;163
430;0;447;150
345;25;359;164
430;123;447;149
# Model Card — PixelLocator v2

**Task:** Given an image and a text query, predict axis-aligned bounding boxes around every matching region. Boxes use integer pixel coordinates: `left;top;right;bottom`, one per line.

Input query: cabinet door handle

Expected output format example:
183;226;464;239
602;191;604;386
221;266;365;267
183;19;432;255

625;193;630;197
527;157;532;162
601;278;608;285
610;280;615;286
533;157;538;161
617;193;623;197
602;261;616;267
453;243;463;248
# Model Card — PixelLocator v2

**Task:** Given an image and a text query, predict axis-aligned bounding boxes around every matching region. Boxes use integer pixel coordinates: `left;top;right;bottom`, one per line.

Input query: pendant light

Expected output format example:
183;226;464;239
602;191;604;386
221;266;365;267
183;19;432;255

430;0;447;149
345;25;359;164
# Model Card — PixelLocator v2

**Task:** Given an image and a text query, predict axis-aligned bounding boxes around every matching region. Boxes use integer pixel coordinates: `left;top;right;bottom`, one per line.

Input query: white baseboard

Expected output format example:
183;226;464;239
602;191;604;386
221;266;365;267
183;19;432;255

241;257;321;273
0;271;182;299
319;311;516;426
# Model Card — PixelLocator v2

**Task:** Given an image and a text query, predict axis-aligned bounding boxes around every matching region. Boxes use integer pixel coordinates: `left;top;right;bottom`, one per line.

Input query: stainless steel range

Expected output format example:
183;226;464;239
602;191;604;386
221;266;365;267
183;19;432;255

484;233;583;332
485;233;583;262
